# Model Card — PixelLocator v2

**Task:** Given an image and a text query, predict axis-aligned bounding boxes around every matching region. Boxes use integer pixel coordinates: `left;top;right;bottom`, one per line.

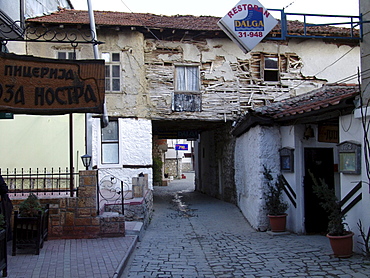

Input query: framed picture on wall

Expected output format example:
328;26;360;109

280;147;294;172
338;141;361;175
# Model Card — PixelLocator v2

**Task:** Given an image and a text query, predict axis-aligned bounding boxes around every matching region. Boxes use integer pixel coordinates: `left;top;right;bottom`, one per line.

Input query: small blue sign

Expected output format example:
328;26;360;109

175;144;188;151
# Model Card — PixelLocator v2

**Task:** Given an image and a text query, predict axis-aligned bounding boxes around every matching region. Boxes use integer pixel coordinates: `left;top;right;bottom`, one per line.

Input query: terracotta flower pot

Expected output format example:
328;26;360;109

326;232;354;258
268;214;287;232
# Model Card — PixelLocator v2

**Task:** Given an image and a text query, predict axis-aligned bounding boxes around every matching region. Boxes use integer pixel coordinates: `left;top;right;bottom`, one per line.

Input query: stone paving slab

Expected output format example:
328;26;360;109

123;173;370;278
6;235;137;278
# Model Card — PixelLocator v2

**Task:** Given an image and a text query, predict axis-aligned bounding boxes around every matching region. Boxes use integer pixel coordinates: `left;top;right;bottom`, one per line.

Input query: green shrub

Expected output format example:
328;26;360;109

153;156;163;183
263;166;288;215
19;193;42;217
309;170;346;236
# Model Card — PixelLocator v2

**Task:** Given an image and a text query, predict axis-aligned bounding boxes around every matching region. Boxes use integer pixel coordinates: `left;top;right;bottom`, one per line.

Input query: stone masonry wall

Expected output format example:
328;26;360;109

105;188;154;229
197;122;236;204
164;158;182;178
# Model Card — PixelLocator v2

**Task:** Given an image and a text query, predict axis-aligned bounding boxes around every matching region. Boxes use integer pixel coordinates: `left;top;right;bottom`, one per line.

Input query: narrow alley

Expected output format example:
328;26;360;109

122;172;370;278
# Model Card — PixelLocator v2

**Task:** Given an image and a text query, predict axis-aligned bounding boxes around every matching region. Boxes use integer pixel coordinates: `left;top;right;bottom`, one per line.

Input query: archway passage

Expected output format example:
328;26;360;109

152;119;236;203
304;148;334;234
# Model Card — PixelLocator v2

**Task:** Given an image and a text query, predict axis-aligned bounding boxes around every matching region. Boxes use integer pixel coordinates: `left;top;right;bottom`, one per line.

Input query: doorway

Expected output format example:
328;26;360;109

304;148;334;234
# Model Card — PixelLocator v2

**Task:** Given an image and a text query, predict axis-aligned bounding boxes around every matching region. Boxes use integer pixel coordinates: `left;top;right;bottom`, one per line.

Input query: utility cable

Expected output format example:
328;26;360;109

289;45;357;92
116;0;360;113
284;1;296;10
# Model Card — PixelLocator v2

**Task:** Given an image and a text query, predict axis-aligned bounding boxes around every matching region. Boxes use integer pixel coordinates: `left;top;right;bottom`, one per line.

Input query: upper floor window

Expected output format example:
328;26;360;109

102;52;121;92
173;65;201;112
263;56;279;82
57;51;76;60
101;119;119;164
175;65;200;92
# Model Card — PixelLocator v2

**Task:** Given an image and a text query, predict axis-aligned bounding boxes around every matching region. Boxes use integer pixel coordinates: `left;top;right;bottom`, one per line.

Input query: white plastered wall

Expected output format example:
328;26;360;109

280;125;305;234
92;117;153;193
342;111;369;253
234;125;281;231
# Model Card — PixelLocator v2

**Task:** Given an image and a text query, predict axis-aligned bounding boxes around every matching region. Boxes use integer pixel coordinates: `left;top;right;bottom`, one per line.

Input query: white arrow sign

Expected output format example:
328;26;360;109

218;0;278;53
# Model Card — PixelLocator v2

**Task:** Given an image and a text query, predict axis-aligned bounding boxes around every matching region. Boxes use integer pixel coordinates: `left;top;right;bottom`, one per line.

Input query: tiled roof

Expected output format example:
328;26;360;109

27;9;359;37
27;10;221;31
232;84;359;136
255;84;359;119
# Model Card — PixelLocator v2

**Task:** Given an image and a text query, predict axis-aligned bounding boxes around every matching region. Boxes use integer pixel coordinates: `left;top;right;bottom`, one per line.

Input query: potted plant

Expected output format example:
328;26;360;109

12;194;49;256
18;193;43;217
309;171;353;258
263;166;289;232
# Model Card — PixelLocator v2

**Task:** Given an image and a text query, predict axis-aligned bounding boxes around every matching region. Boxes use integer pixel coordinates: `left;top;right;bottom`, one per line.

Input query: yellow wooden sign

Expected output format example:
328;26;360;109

0;53;105;114
318;125;339;143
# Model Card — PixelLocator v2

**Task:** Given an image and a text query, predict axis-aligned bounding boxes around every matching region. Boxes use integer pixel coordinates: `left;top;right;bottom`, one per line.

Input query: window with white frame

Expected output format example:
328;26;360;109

101;119;119;164
57;51;76;60
102;52;121;92
263;56;279;82
173;65;201;112
175;65;200;92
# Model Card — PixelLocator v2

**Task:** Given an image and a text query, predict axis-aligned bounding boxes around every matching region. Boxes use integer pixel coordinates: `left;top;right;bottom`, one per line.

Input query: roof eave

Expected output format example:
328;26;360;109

231;94;357;137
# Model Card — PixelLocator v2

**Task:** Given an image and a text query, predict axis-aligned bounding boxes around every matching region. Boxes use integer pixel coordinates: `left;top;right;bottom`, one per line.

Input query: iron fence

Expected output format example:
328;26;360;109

0;167;79;197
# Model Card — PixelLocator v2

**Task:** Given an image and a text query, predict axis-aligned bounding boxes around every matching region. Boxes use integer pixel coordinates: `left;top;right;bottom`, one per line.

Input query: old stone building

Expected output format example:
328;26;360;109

3;9;361;227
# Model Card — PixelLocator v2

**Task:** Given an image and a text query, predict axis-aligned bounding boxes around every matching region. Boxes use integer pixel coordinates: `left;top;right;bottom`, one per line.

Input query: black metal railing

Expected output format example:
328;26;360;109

0;167;79;197
97;172;129;216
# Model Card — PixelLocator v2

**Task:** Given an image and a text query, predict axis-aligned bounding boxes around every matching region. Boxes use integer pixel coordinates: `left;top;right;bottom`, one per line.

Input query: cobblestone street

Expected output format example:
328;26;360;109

122;172;370;277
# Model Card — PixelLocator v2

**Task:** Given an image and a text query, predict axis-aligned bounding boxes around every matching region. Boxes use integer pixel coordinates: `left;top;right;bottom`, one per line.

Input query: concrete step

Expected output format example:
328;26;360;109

125;221;144;241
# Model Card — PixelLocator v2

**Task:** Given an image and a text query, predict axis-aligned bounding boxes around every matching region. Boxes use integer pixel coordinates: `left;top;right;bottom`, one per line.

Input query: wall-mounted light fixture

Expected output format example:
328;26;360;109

303;125;314;140
81;154;92;170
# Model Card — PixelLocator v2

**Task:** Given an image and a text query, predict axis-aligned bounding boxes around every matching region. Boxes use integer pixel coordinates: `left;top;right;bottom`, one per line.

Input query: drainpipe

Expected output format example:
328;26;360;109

87;0;99;59
85;0;109;171
87;0;109;128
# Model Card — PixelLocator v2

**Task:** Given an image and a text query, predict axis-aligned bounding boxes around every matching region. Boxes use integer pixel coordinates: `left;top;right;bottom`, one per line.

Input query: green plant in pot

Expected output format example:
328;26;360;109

19;193;43;217
309;170;353;258
13;193;49;256
263;166;288;232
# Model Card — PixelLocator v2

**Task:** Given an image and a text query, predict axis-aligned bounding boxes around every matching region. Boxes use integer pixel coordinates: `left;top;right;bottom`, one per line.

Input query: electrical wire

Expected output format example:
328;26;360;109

115;0;362;114
284;1;296;10
289;45;357;92
119;0;133;13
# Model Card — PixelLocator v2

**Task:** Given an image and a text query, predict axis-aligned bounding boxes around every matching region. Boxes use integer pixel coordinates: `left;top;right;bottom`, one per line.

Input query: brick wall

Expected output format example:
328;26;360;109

11;170;125;239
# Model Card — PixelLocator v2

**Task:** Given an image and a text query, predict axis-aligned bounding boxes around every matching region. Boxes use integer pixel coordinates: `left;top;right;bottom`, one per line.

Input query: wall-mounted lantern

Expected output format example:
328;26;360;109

303;125;314;140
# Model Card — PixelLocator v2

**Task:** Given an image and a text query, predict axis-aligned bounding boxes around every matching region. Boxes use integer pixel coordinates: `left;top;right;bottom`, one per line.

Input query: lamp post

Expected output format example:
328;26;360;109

81;154;92;170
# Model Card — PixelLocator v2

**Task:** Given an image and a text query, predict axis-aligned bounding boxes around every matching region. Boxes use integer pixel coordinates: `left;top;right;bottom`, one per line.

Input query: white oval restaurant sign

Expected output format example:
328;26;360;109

0;52;105;115
218;0;278;53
